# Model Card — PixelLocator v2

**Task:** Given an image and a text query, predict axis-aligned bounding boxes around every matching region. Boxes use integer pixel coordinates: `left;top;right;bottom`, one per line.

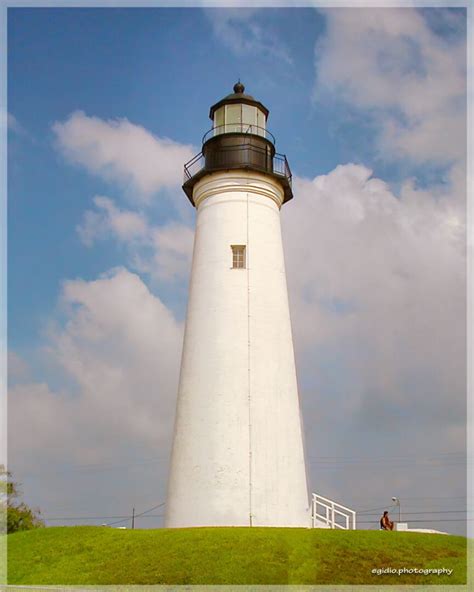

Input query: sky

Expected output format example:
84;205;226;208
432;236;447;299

6;5;468;535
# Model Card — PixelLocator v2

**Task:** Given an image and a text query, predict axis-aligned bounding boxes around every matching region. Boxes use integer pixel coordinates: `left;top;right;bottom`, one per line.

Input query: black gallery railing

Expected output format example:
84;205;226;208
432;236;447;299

183;145;292;186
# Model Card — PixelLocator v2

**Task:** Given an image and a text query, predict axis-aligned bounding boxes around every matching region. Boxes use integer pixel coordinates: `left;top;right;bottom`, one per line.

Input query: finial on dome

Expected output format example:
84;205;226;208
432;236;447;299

233;80;245;94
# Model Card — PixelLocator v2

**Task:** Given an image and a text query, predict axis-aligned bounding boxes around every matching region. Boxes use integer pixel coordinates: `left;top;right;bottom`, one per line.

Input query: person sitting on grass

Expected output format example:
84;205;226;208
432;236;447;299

380;511;394;531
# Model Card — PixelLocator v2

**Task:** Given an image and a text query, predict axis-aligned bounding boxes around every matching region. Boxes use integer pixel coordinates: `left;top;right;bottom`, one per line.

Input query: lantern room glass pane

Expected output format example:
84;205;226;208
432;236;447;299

214;107;225;135
226;104;241;133
242;104;257;134
257;109;266;137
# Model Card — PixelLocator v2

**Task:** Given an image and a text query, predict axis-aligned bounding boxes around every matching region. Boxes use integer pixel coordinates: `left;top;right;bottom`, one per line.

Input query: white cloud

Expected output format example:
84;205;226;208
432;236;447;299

8;113;20;133
6;113;24;135
146;223;195;283
205;8;292;64
9;268;183;473
8;351;30;384
282;163;465;522
1;112;30;140
77;196;194;282
283;163;465;431
52;111;195;200
77;196;149;247
315;8;466;164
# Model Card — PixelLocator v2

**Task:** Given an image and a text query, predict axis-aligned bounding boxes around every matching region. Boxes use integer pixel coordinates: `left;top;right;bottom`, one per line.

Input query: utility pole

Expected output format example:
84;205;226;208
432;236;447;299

132;507;135;530
392;497;401;522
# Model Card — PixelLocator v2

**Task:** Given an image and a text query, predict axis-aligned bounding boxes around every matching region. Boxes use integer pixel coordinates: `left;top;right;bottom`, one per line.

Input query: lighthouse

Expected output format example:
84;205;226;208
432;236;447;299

165;83;310;528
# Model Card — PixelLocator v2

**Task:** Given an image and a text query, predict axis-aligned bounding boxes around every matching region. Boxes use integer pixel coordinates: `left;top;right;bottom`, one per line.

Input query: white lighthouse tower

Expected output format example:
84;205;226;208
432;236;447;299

165;83;310;528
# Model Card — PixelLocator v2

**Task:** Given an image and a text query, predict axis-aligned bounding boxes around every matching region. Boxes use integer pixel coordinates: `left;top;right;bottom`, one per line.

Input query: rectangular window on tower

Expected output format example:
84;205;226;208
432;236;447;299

231;245;246;269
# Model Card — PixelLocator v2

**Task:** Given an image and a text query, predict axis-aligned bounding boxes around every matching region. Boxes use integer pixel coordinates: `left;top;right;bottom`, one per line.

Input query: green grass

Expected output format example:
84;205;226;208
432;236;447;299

7;526;467;585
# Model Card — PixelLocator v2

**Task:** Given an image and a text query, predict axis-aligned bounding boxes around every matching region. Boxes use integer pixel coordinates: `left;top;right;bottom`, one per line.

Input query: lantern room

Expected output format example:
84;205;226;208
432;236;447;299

209;81;269;138
182;82;293;206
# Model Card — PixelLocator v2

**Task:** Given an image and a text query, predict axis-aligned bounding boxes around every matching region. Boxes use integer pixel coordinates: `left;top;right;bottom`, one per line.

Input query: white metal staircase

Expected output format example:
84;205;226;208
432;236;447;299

311;493;357;530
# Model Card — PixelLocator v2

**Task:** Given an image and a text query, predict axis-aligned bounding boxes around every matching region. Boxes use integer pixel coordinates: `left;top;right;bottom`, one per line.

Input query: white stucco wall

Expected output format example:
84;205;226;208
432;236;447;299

165;170;310;528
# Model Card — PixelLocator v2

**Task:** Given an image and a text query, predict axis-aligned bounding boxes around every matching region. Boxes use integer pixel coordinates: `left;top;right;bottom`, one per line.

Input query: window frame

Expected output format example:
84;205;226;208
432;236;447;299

231;245;246;269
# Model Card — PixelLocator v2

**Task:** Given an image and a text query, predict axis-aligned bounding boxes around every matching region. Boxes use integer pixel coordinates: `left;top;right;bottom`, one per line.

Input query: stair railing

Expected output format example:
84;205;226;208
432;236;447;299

312;493;356;530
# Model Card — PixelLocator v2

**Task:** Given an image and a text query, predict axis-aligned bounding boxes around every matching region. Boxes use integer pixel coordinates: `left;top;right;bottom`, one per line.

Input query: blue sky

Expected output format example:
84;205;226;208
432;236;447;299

7;6;468;535
9;7;328;347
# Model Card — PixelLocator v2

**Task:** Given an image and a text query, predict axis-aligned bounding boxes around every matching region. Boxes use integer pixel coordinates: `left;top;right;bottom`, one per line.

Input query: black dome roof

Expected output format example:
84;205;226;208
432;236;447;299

209;82;269;120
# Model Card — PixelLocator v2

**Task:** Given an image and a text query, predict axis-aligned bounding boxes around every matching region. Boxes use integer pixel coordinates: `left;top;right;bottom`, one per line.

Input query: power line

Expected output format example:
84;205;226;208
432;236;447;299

25;452;468;477
105;502;166;527
44;510;470;522
42;516;470;526
400;495;467;499
354;504;469;515
45;515;140;521
44;514;165;521
359;519;472;524
308;453;467;461
309;464;467;472
310;461;467;465
357;506;466;516
134;502;166;519
308;461;471;471
26;457;170;478
348;495;467;502
356;504;397;514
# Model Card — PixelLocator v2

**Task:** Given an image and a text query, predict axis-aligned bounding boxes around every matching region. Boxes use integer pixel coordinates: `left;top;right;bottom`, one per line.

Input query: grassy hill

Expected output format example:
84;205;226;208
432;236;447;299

8;526;467;585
